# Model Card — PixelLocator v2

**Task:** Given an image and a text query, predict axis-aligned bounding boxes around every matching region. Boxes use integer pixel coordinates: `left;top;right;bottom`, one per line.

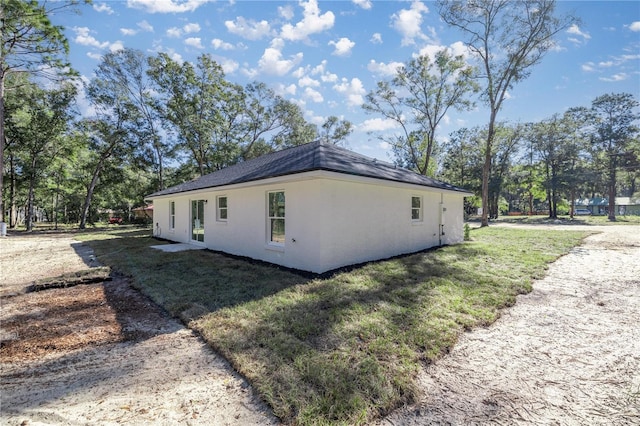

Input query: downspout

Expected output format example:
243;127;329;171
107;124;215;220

439;193;444;246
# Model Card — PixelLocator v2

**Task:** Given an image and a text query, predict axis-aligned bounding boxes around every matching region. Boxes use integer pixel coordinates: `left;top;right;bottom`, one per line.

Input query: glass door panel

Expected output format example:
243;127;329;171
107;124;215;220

191;200;205;242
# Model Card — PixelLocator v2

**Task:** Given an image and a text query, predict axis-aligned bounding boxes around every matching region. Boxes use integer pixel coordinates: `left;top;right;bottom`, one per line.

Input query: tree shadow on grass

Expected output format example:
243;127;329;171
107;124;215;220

193;243;510;424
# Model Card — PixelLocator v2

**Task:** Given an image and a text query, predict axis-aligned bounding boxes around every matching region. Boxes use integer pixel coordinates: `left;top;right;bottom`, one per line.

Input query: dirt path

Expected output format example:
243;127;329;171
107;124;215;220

0;232;276;426
378;225;640;425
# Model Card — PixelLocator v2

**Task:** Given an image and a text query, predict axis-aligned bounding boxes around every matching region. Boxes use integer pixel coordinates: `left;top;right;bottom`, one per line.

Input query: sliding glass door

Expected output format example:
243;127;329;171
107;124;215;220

191;200;205;243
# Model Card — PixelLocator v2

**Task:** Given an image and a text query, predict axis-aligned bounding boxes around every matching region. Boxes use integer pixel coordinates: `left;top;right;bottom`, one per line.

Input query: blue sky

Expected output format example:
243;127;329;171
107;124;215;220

49;0;640;161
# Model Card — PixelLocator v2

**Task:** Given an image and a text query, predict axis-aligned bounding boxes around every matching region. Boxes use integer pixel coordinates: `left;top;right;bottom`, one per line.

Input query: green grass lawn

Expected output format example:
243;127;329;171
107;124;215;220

489;214;640;225
78;226;591;425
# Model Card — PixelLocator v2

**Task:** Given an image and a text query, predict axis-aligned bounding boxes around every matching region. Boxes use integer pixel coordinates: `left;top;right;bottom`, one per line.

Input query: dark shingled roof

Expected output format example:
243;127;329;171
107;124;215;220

147;140;472;198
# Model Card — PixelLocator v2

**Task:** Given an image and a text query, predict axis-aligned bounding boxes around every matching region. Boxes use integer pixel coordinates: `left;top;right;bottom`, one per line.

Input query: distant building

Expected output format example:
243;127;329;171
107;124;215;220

574;197;640;216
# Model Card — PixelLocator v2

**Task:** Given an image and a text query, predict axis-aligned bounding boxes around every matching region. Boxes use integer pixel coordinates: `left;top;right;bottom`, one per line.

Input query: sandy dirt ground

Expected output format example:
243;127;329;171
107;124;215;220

0;233;98;296
0;232;276;426
2;225;639;425
378;224;640;425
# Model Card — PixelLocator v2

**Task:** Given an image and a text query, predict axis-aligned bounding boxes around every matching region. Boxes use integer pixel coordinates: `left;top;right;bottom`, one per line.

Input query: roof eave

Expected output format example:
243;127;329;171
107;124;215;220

146;167;474;199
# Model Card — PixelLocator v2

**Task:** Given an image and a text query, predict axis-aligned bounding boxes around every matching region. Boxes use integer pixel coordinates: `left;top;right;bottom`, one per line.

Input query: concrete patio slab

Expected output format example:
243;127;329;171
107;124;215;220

150;243;206;253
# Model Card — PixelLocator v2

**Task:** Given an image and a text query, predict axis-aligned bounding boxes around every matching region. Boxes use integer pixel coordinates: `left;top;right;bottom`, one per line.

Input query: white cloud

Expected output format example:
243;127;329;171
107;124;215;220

311;60;338;82
212;38;235;50
566;24;591;44
185;37;204;49
333;77;366;106
183;23;201;34
379;142;391;151
87;52;103;60
600;73;628;82
166;27;182;38
225;17;271;40
148;41;185;64
257;38;304;76
304;87;324;103
219;58;239;74
448;41;470;58
138;20;154;32
72;27;112;50
311;61;326;75
367;59;403;76
567;24;591;39
417;41;472;61
281;0;335;41
598;61;614;67
391;1;430;46
274;83;297;96
321;72;338;83
93;3;114;14
171;52;184;63
307;112;325;126
126;0;210;14
108;41;124;52
360;117;400;132
550;41;567;53
352;0;372;10
73;75;96;116
329;37;355;56
121;28;137;36
299;75;320;87
581;62;595;72
292;66;308;79
370;33;383;44
418;44;442;59
279;5;294;20
167;23;200;38
629;21;640;32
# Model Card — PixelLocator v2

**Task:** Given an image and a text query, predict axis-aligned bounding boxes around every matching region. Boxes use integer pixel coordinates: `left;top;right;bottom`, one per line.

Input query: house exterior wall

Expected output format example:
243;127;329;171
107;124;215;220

152;173;467;273
311;178;442;272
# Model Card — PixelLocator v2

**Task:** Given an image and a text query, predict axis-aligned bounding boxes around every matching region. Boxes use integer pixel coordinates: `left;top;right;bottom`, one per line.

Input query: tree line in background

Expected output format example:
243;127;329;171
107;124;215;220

437;95;640;221
1;0;639;232
3;45;352;230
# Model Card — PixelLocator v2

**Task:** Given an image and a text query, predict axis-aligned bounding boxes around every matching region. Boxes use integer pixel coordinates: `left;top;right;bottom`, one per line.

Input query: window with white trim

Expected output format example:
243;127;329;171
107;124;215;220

411;196;422;221
268;191;285;244
217;196;228;221
170;201;176;229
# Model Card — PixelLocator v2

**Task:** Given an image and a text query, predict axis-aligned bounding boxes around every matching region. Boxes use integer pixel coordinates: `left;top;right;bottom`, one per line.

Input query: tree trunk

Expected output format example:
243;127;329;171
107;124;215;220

608;165;616;221
570;188;576;219
9;154;17;228
54;178;60;230
481;114;497;227
0;70;5;226
26;174;36;232
79;162;104;229
155;141;164;190
25;154;39;232
550;167;558;219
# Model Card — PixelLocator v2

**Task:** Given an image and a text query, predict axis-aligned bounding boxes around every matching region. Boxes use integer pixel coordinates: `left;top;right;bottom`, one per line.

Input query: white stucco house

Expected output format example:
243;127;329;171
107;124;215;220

146;140;472;274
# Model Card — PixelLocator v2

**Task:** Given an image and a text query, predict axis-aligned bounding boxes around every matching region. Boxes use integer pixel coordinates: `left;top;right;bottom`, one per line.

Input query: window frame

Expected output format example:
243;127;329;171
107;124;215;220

267;190;285;246
216;196;228;222
411;195;423;222
169;201;176;230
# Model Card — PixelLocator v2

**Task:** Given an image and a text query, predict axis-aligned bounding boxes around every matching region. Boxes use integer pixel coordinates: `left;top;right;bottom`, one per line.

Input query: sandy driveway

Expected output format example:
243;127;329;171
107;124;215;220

379;224;640;425
2;226;639;425
0;232;276;426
